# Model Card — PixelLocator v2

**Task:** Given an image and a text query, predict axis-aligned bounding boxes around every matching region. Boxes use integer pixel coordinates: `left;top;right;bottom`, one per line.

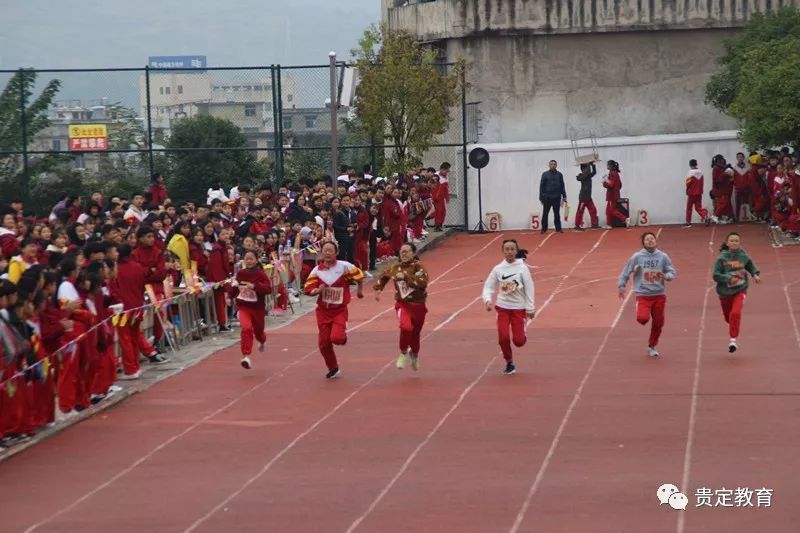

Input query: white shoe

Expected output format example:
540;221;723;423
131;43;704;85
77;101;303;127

647;346;660;357
108;384;123;393
119;371;141;380
396;351;408;369
288;294;300;304
241;356;252;369
728;339;738;353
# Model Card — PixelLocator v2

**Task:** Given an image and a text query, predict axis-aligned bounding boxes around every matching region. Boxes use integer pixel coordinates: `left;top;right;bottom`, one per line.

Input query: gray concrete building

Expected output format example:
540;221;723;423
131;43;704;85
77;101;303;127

383;0;800;143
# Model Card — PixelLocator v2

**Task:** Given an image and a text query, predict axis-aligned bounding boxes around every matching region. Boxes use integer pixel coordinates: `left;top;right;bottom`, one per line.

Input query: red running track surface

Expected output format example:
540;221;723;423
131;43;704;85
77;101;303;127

0;225;798;533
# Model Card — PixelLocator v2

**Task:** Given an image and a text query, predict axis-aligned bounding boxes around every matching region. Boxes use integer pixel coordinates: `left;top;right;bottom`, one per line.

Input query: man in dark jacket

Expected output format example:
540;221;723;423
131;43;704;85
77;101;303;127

333;196;356;262
575;162;600;230
539;160;567;233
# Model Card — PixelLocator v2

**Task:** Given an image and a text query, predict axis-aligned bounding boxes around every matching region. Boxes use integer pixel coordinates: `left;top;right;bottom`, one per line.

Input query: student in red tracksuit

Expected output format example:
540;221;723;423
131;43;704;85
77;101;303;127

749;165;770;221
115;244;167;380
712;232;760;353
374;242;429;372
602;160;627;228
353;196;370;270
232;250;271;370
303;241;364;379
684;159;709;226
132;226;168;344
432;162;451;231
711;155;735;221
207;227;234;331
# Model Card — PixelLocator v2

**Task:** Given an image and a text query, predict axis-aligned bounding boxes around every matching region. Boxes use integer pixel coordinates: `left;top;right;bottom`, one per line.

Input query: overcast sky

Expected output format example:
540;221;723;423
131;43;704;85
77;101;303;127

0;0;379;69
0;0;379;108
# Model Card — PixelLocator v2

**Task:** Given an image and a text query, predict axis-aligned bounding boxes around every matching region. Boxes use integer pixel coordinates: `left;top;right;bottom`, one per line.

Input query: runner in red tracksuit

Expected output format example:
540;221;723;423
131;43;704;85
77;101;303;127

374;242;429;372
303;241;364;379
602;160;627;227
231;250;271;370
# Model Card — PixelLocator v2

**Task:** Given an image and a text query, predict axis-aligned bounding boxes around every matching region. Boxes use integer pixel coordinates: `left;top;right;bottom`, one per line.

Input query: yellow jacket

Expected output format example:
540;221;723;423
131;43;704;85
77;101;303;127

7;256;33;284
167;234;191;272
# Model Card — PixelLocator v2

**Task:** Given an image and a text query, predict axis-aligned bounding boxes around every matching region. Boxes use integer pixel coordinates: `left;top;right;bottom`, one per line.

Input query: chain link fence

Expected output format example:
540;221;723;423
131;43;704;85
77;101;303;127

0;63;468;227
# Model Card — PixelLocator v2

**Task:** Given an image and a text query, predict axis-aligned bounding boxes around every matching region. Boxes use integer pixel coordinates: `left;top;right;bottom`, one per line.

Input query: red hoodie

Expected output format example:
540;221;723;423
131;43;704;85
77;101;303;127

603;170;622;202
206;241;232;282
233;266;272;310
115;257;147;309
147;183;168;206
132;244;167;290
189;243;209;277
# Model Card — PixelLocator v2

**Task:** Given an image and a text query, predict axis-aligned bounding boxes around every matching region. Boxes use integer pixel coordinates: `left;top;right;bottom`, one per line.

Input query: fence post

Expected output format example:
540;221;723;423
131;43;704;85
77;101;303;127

370;133;377;177
276;64;284;185
460;66;468;229
18;69;29;201
271;65;280;185
145;65;155;178
329;51;338;194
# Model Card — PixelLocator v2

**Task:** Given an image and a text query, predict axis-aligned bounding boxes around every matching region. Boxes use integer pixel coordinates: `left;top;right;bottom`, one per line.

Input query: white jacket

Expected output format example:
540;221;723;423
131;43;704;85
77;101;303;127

482;259;535;312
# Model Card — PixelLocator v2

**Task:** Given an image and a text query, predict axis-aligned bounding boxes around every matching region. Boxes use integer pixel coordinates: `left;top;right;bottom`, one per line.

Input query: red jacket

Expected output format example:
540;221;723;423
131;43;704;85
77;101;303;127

685;169;704;197
206;241;232;282
0;229;19;261
733;168;752;193
115;258;147;309
603;170;622;202
147;184;169;206
132;244;167;288
39;302;66;355
233;266;272;310
712;165;733;196
189;243;209;277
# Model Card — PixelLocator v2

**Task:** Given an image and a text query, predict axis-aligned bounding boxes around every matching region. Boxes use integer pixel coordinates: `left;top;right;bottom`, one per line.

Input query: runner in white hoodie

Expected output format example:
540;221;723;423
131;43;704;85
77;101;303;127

482;239;535;375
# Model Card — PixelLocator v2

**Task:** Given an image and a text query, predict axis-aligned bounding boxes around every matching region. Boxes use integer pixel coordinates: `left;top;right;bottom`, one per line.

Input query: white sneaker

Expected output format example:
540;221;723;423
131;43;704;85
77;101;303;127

119;370;141;380
288;294;300;304
241;356;252;369
728;339;738;353
108;385;123;393
396;351;408;369
647;346;660;357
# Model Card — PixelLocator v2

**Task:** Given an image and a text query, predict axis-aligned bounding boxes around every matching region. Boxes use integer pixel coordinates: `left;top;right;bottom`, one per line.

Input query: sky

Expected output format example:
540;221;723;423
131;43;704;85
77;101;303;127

0;0;380;106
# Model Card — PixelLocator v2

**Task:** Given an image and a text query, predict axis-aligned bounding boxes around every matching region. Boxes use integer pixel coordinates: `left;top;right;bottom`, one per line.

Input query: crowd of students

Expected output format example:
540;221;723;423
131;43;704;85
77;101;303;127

683;149;800;238
0;163;453;446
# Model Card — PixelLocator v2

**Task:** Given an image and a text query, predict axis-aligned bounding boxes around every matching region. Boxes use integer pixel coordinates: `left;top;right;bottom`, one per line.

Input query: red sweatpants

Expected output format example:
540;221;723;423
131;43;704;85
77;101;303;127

57;339;87;413
91;344;117;396
433;199;447;227
575;200;598;228
635;295;666;347
316;307;348;371
118;321;156;376
238;306;266;356
719;291;746;338
410;216;425;239
686;195;708;223
734;191;751;219
605;200;627;227
496;307;527;362
213;288;228;327
714;192;734;218
396;302;427;355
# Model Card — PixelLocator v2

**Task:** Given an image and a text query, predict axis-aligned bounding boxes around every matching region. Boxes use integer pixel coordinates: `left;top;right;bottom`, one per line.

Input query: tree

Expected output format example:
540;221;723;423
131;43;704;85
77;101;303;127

166;115;269;203
706;8;800;148
351;24;463;174
0;69;61;203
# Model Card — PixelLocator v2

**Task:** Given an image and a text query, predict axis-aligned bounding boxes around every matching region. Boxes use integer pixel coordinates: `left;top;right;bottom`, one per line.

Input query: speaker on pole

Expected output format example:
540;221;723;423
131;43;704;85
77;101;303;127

469;147;490;233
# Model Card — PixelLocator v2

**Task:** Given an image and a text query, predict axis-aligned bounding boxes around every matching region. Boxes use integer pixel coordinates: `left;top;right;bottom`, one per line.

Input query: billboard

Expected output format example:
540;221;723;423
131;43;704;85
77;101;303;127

148;55;207;70
69;124;108;151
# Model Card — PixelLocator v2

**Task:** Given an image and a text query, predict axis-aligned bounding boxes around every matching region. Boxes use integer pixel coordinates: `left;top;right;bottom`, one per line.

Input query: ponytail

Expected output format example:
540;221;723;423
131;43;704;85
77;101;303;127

502;239;527;260
516;249;528;259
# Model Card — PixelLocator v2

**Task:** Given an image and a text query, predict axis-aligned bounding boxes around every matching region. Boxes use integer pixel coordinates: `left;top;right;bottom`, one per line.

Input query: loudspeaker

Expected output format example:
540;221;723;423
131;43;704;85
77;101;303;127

469;147;490;169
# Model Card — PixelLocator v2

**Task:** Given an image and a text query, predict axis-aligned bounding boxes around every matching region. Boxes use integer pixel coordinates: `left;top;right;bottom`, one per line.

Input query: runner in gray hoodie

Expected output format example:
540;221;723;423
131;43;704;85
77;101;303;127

618;232;677;357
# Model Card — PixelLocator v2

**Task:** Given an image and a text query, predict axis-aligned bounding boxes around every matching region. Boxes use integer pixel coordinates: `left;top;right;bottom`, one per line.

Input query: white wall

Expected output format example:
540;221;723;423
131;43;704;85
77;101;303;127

466;131;745;229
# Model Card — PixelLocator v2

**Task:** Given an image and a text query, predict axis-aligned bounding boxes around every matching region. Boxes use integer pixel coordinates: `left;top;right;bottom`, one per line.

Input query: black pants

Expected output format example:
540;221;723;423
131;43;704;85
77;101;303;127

541;197;562;231
368;231;378;270
336;235;355;263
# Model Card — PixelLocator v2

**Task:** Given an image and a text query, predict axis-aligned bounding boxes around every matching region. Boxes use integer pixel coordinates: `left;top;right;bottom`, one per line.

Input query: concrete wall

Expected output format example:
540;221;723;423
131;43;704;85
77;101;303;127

465;130;745;229
450;29;738;142
387;0;800;40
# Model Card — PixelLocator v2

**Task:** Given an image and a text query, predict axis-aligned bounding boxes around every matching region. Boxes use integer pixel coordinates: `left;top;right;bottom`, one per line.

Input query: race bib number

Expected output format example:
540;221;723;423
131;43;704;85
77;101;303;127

642;268;664;285
396;280;414;300
321;286;344;305
238;286;257;302
727;269;747;288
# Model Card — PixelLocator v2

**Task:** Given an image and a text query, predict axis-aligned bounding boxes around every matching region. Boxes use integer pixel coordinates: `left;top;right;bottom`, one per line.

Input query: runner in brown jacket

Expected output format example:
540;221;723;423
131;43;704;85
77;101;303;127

374;242;429;371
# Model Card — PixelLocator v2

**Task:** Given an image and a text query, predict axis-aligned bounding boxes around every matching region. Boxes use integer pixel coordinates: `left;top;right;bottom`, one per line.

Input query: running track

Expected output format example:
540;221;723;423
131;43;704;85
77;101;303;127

1;225;798;533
